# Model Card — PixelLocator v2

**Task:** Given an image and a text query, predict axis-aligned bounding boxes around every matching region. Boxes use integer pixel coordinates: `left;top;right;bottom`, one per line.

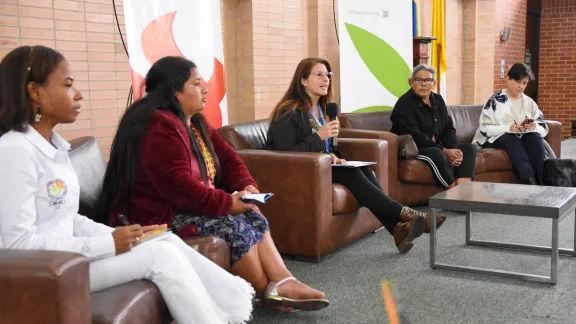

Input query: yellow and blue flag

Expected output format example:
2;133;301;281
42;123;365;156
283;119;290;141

431;0;446;96
412;0;420;37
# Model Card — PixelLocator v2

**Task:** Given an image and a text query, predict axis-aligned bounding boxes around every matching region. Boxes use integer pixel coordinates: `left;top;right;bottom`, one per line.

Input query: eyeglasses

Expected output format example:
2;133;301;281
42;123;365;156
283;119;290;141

309;71;333;80
412;77;435;85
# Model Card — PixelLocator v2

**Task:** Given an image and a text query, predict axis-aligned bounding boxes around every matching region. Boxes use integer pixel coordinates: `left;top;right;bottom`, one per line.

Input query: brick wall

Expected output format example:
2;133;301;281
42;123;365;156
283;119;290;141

221;0;254;124
538;0;576;139
3;0;551;157
249;0;311;120
493;0;527;93
461;0;497;104
0;0;130;159
0;0;340;158
236;0;340;120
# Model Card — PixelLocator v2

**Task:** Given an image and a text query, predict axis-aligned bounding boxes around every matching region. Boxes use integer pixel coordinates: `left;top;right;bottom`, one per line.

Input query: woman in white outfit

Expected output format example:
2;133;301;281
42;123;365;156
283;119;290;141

0;45;254;324
472;63;548;185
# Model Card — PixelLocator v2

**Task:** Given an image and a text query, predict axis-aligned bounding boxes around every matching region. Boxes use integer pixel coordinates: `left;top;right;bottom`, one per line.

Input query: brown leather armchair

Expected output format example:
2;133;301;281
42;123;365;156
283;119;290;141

0;136;231;324
339;105;563;206
218;119;390;262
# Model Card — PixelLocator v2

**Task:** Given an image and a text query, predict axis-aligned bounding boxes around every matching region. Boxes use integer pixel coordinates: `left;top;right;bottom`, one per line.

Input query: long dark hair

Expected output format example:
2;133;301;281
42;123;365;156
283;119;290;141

0;45;64;135
96;56;220;222
269;57;333;120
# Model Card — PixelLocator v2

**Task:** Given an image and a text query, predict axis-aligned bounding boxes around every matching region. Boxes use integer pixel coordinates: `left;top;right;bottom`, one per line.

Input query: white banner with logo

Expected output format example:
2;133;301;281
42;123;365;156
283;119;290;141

123;0;227;127
338;1;413;113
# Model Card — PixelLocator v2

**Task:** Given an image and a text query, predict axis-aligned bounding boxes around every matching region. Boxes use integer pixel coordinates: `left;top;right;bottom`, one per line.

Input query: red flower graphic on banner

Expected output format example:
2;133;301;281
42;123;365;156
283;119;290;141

132;11;225;127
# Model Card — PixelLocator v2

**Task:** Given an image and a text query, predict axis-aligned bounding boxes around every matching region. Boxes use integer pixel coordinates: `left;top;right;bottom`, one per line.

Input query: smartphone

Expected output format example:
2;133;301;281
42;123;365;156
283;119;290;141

520;118;534;126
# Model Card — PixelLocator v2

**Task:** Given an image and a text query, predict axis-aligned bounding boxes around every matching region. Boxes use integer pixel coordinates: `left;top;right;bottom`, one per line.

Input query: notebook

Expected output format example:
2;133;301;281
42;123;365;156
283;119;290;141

240;193;274;204
134;228;172;246
506;130;536;136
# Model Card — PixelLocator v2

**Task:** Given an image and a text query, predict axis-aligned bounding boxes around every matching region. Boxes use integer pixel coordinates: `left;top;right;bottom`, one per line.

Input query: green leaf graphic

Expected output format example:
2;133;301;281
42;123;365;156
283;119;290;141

345;23;411;98
352;106;394;113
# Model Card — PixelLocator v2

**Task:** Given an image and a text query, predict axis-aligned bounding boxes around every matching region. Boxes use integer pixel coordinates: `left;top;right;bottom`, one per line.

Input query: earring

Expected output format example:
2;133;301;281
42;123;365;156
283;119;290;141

34;106;42;123
304;87;309;96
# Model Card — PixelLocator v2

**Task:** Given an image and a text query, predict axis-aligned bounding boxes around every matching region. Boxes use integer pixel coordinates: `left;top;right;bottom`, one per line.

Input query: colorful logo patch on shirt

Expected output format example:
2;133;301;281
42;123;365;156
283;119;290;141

46;179;67;208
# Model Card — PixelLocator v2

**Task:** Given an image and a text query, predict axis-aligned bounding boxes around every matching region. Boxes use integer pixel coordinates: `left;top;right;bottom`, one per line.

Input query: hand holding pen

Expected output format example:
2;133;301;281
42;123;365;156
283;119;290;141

510;120;525;133
112;214;168;255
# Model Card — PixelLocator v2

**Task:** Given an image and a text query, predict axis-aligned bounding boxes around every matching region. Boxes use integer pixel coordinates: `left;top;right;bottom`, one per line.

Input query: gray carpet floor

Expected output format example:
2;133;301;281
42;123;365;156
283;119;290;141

249;139;576;324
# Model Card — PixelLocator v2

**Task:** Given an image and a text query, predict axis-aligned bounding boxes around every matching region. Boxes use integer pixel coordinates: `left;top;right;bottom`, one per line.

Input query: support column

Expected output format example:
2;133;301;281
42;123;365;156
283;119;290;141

222;0;256;124
461;0;496;104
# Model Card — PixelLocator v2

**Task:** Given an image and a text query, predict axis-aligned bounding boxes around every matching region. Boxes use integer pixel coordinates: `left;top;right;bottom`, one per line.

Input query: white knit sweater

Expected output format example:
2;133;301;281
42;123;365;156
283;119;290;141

472;89;548;146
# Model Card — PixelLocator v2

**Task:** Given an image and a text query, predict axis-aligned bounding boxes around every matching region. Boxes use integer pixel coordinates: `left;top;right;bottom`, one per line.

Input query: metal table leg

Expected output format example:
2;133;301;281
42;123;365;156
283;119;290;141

573;208;576;256
429;208;576;285
551;218;559;284
465;211;471;244
466;208;575;257
430;208;438;268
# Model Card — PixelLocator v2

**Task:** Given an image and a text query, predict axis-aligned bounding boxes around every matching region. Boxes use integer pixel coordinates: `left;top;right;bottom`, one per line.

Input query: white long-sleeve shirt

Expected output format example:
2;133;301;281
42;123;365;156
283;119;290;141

0;126;115;260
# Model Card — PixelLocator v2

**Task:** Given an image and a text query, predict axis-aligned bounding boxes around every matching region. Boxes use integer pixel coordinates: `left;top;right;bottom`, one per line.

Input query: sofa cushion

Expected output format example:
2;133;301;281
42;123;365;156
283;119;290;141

182;236;231;271
478;148;512;172
447;105;483;144
398;160;437;185
399;153;488;185
68;136;106;220
218;119;270;150
91;281;169;324
340;110;393;131
332;184;360;214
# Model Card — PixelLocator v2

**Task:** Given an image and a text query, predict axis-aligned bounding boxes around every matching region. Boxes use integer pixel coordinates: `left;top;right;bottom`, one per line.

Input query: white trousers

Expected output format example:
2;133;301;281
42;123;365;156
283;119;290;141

89;234;255;324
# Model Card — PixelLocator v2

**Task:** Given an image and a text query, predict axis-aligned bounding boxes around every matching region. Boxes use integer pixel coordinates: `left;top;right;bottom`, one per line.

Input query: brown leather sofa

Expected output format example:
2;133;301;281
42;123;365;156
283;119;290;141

339;105;563;206
0;136;231;324
218;119;389;262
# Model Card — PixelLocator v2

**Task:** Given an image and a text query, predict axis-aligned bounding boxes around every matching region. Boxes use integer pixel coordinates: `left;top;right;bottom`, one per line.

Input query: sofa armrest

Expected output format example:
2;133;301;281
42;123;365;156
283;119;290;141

182;236;231;271
339;128;399;198
237;150;333;257
544;120;562;158
338;138;389;193
0;249;91;324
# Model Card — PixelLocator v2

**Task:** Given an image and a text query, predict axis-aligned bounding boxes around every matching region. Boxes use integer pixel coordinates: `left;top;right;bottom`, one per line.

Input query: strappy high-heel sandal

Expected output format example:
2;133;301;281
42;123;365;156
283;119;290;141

261;277;330;311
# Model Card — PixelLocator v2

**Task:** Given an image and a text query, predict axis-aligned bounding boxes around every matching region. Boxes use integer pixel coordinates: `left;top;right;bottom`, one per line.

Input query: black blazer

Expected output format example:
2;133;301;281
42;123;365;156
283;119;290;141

265;107;333;154
390;89;458;150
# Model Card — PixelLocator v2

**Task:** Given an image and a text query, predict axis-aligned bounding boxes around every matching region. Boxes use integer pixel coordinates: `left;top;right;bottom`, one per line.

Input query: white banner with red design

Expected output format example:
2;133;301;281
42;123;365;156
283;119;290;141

123;0;227;127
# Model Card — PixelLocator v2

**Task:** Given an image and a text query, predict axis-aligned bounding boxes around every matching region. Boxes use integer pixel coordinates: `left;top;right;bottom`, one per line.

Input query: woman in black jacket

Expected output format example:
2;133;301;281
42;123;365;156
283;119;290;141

391;64;476;188
265;57;446;253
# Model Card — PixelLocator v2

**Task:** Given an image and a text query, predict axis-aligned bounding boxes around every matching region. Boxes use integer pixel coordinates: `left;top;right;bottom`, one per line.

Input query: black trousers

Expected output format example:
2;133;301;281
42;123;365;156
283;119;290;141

417;143;477;188
483;133;545;184
332;166;403;234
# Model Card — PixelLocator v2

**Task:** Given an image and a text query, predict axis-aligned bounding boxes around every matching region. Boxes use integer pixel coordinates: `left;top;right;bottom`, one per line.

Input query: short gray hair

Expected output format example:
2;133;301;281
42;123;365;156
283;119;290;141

412;64;436;79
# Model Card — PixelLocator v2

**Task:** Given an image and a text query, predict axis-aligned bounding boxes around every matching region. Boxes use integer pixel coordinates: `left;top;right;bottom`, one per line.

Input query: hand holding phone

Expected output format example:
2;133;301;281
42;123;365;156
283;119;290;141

520;118;534;126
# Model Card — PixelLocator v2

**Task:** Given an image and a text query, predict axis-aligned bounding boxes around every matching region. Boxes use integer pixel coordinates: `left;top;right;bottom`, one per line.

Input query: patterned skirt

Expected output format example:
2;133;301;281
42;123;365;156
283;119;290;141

172;210;270;266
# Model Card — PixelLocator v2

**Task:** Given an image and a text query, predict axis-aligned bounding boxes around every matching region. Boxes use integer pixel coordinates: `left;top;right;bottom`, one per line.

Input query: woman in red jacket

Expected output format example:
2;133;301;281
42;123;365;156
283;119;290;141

96;56;328;312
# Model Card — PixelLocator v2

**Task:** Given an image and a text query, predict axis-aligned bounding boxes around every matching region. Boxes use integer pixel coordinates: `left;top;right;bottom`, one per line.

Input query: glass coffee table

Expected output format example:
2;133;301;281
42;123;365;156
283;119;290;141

429;182;576;285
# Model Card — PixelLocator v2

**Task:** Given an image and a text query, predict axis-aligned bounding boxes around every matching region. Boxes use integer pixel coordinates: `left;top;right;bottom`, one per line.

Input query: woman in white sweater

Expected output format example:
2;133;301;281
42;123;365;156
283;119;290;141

472;63;548;185
0;45;254;324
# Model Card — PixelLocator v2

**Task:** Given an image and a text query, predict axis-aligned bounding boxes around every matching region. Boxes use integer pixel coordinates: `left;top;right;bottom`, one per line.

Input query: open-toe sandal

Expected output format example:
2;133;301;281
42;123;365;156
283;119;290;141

261;277;329;311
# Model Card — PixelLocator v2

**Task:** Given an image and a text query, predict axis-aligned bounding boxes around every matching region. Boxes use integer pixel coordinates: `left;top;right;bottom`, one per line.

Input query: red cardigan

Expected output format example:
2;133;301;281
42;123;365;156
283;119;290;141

109;110;257;233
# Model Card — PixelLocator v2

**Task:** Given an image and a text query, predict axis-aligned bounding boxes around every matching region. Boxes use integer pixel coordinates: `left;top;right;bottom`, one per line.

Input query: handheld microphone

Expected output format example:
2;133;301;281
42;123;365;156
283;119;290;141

325;102;339;151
